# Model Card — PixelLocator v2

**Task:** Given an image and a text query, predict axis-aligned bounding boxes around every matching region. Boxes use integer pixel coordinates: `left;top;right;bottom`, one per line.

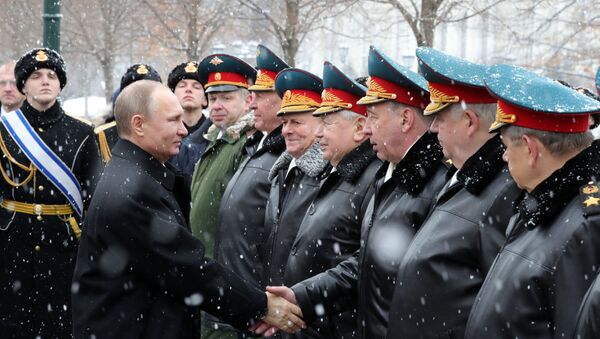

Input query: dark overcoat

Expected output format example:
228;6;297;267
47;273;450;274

71;140;267;339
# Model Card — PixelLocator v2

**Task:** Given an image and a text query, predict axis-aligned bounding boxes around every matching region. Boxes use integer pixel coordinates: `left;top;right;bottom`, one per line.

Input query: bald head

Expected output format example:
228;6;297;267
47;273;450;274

114;80;162;137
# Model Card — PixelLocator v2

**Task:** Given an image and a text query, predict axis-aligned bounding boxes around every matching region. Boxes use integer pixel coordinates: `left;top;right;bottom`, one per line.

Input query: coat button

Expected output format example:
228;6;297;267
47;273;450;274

38;185;44;191
34;245;41;252
38;127;44;132
308;203;316;215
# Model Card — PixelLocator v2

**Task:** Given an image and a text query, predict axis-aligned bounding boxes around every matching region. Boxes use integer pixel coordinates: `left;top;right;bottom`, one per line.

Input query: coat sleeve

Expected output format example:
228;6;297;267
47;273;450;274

103;190;267;330
291;249;359;324
550;217;600;338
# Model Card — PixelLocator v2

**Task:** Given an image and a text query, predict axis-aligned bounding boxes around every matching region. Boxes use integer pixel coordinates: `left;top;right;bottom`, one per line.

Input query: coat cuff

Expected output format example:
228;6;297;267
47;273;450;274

291;283;317;325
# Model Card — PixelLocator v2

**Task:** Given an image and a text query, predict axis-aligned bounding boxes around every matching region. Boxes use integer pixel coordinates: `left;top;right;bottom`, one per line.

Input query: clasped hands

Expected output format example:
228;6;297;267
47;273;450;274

249;286;301;337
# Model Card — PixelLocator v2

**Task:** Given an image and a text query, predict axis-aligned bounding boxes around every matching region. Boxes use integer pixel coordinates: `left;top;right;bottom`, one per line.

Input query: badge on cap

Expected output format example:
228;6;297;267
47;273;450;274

184;62;198;73
210;56;224;66
583;184;599;194
214;73;221;81
35;50;48;62
136;65;149;75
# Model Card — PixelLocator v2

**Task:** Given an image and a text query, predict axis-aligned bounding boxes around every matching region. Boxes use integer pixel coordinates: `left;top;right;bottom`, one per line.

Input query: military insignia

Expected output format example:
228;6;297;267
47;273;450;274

136;65;149;75
35;50;48;62
210;56;224;66
284;90;292;101
256;48;260;57
184;62;197;73
214;72;221;81
583;184;599;195
584;196;600;207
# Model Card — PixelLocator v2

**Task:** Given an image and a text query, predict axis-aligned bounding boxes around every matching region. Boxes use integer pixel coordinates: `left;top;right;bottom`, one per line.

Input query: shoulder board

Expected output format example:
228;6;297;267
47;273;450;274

580;181;600;217
64;112;93;126
94;121;117;134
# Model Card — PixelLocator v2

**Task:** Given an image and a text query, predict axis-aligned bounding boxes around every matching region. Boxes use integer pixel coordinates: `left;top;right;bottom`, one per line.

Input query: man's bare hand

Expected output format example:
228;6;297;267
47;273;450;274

263;291;305;333
266;285;298;305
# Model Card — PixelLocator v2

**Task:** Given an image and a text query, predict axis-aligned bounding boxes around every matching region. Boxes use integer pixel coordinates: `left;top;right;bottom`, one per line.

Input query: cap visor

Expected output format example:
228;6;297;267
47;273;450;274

423;102;452;116
205;84;243;93
356;95;389;105
313;106;343;116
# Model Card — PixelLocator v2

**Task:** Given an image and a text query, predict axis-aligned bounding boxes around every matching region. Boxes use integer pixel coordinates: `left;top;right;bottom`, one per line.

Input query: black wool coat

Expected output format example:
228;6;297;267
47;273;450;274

388;135;521;339
292;132;448;339
0;100;101;339
464;141;600;339
282;141;381;339
71;140;267;339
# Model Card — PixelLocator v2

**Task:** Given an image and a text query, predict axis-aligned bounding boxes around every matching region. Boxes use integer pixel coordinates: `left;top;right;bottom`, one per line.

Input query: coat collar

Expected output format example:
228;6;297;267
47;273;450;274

112;139;175;191
268;142;329;181
377;131;444;195
336;140;378;183
261;125;286;155
457;134;505;195
20;99;63;127
205;112;254;144
519;140;600;230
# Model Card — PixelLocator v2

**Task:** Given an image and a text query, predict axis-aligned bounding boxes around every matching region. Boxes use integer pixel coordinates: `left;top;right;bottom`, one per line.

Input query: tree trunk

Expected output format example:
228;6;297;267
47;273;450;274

283;0;300;67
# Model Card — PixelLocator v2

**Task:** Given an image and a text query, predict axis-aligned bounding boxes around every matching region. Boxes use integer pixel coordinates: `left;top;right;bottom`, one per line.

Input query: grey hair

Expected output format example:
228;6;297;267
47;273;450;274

387;100;433;124
451;102;497;126
503;125;593;155
337;109;363;121
114;80;161;137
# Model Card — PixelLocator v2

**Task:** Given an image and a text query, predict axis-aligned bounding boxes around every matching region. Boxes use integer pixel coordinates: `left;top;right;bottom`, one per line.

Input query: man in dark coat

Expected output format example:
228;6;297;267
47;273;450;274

463;65;600;339
0;48;101;338
262;68;329;290
271;62;381;339
167;61;212;175
208;45;288;338
71;80;305;339
265;46;448;339
386;47;521;339
574;271;600;339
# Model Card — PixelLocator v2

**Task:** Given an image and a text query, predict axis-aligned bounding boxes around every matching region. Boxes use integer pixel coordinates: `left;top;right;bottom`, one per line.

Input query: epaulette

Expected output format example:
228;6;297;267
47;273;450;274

94;121;116;163
64;111;93;126
581;181;600;217
93;120;116;134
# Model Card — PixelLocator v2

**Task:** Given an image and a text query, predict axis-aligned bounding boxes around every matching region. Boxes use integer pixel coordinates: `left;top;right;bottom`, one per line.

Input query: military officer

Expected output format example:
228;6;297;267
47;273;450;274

208;45;289;339
386;47;522;339
95;63;162;163
0;48;101;338
266;46;448;339
464;64;600;339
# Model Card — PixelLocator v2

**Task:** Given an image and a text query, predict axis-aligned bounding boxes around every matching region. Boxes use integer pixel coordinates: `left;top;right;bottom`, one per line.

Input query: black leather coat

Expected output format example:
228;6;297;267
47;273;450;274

464;141;600;339
0;100;101;338
263;142;330;287
388;135;521;339
292;132;448;339
72;140;267;339
574;270;600;339
282;141;380;339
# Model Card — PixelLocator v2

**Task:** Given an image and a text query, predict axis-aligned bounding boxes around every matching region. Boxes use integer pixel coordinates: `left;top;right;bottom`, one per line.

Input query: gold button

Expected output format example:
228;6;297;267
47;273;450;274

34;245;41;252
36;215;42;221
38;127;44;132
38;185;44;191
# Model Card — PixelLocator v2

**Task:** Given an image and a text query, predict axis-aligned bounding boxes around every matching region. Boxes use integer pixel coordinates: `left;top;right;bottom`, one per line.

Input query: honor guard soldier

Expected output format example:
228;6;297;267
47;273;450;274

386;47;522;339
95;63;162;163
167;61;212;176
208;45;289;338
0;48;101;338
464;65;600;339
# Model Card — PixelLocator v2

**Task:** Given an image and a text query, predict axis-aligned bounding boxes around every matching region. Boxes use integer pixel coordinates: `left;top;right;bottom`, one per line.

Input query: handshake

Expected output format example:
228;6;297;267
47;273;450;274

251;286;302;337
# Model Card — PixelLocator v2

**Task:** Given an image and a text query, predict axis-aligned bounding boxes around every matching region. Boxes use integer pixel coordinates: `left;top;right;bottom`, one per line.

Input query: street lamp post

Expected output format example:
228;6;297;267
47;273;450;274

43;0;62;52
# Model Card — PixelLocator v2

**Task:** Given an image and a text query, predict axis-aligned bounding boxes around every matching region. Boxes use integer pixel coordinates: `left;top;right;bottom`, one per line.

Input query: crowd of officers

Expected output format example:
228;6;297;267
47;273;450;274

1;43;600;339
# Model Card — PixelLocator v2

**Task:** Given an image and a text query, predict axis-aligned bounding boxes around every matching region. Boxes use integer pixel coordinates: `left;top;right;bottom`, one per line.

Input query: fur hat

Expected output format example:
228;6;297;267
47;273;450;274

167;61;202;91
15;48;67;94
119;63;162;92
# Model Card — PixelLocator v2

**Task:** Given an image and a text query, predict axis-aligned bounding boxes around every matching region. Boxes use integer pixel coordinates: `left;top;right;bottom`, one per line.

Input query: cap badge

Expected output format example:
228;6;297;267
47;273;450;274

583;184;599;195
136;65;149;75
214;72;222;81
210;56;224;66
284;90;292;101
185;62;198;73
35;50;48;62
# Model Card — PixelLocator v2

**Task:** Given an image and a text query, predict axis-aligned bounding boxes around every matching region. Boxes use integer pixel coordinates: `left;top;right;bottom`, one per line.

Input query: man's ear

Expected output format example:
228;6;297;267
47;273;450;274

522;134;540;168
464;109;480;137
400;107;415;133
131;114;145;136
244;91;253;109
352;116;367;142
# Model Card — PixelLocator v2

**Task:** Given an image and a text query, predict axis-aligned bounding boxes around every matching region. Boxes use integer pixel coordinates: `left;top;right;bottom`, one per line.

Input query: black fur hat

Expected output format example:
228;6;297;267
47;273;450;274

119;64;162;92
167;61;202;92
15;48;67;94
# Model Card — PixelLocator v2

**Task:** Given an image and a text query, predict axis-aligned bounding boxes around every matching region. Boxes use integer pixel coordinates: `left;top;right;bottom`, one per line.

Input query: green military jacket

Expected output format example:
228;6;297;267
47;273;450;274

189;112;255;257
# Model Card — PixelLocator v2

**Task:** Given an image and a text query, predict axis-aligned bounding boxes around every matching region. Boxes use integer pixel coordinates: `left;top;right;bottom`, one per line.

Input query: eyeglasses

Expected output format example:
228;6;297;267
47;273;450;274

0;80;16;87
